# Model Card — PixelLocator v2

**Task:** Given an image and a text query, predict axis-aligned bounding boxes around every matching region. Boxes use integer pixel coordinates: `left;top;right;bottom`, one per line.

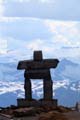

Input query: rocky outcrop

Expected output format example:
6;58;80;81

39;111;68;120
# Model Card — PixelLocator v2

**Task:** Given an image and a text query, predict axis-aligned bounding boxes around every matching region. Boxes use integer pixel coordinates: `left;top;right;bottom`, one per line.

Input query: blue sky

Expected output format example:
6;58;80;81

0;0;80;64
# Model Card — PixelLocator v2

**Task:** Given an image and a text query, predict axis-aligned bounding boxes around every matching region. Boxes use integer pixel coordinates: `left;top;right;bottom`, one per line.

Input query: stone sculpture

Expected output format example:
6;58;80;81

17;51;59;107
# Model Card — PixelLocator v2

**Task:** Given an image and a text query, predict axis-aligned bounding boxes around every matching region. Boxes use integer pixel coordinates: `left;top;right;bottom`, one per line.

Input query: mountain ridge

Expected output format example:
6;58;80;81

0;59;80;107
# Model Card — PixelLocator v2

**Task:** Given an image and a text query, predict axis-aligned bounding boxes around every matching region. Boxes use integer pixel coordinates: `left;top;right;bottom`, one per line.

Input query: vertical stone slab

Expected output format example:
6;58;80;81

24;78;32;100
33;51;43;61
43;79;53;100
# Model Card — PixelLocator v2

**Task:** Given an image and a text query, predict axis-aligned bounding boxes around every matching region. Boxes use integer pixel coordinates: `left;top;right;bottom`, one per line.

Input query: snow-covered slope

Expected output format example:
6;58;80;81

53;59;80;81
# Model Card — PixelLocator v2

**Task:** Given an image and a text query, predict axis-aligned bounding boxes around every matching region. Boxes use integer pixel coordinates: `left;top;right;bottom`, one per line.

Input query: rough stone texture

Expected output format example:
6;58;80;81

17;99;58;108
43;80;53;100
24;69;51;79
39;111;68;120
0;105;73;120
17;51;59;107
34;50;43;61
17;59;59;70
24;79;32;100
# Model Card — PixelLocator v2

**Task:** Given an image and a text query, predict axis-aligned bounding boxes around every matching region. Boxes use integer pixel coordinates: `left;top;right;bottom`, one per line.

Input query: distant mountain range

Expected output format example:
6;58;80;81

0;59;80;107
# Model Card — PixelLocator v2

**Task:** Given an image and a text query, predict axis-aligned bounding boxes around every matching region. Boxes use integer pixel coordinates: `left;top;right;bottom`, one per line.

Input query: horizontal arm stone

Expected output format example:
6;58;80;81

17;59;59;70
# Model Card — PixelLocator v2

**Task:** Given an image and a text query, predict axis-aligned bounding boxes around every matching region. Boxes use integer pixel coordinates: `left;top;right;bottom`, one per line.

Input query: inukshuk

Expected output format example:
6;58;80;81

17;51;59;107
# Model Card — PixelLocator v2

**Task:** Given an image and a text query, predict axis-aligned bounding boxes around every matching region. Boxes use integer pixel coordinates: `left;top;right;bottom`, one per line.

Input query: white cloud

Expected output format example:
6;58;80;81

24;36;80;59
53;35;70;45
0;17;21;22
2;0;53;3
44;20;78;34
0;0;5;4
54;48;80;59
0;39;7;54
0;3;5;16
0;0;29;3
15;0;30;2
1;0;80;20
40;0;55;3
0;16;42;23
18;0;29;2
26;39;55;56
26;39;44;51
0;18;80;62
44;20;80;48
17;0;55;3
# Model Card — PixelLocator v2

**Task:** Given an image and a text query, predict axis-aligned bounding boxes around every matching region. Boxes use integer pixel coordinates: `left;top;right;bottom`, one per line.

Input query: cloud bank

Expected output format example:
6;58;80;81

0;0;80;21
0;17;80;63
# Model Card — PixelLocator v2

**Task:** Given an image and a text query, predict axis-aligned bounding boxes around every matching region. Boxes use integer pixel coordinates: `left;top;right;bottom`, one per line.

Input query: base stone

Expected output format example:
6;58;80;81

17;99;58;108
